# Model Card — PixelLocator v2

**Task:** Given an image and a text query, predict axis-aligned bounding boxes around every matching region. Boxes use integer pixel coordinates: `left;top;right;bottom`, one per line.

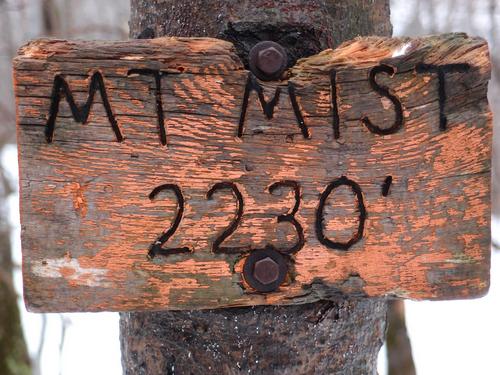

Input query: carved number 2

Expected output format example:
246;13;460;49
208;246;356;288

148;184;190;258
269;180;305;254
206;182;249;254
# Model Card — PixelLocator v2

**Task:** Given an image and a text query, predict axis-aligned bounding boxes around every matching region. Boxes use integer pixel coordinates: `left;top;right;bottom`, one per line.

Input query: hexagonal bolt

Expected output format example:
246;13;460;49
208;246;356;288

253;257;280;285
249;41;288;81
243;246;288;292
256;47;285;76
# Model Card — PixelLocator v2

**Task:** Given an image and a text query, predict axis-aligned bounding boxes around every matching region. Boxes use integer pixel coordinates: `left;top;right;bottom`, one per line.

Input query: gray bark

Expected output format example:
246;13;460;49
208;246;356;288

121;1;392;374
121;300;387;374
129;0;392;67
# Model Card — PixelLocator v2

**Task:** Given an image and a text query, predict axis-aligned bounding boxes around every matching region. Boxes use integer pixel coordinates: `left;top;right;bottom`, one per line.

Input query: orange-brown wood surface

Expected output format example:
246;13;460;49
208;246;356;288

14;33;491;312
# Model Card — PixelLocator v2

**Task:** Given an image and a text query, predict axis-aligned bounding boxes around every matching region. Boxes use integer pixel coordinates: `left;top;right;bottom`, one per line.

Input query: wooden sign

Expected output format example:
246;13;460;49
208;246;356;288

14;33;492;312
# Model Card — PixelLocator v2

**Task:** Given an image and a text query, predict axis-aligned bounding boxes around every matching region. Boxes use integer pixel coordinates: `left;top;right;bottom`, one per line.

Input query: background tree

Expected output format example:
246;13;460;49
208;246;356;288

0;1;30;373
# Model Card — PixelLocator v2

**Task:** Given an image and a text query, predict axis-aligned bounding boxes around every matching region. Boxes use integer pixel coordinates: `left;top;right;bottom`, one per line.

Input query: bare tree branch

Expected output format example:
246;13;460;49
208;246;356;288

41;0;64;36
425;0;437;33
387;300;416;375
444;0;458;31
0;0;28;12
403;0;425;36
466;0;479;36
58;315;71;375
490;0;497;44
32;314;47;375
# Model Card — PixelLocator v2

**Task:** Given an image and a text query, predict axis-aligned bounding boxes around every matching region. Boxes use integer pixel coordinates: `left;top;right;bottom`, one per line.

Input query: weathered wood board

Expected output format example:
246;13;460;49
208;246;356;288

14;33;492;312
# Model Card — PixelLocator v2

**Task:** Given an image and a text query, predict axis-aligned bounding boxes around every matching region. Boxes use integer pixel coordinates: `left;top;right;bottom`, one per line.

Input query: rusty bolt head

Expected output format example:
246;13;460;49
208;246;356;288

256;47;284;76
253;257;280;285
249;41;288;81
242;246;288;293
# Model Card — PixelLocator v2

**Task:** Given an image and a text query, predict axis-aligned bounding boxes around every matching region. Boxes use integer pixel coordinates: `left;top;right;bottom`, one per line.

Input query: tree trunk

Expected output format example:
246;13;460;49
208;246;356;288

386;301;416;375
121;1;392;374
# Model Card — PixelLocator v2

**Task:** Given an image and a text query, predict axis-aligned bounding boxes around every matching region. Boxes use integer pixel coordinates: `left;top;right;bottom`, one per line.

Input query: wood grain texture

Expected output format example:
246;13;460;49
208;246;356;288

14;33;492;312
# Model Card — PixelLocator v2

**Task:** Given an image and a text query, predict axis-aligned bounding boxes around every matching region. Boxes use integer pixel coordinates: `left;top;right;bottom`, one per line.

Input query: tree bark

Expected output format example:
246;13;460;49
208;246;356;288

121;300;387;374
121;1;392;374
129;0;392;67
